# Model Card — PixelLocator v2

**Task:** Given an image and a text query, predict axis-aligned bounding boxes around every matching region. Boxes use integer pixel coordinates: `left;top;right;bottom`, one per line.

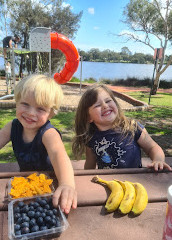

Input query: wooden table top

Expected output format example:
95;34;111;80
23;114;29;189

0;202;167;240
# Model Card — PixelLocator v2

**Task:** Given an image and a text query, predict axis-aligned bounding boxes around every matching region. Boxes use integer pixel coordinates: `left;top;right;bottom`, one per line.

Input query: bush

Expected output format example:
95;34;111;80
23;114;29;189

0;69;5;76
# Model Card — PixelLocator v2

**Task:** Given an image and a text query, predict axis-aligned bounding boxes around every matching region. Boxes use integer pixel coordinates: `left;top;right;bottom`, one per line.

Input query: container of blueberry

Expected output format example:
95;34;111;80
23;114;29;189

8;194;69;240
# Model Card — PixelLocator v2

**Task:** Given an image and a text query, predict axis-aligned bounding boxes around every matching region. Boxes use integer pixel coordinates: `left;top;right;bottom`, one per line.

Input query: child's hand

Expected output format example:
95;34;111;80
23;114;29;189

52;184;77;214
147;161;172;171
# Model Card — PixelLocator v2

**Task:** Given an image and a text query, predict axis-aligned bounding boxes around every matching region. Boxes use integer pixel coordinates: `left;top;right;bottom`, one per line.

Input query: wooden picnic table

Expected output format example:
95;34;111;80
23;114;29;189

0;157;171;240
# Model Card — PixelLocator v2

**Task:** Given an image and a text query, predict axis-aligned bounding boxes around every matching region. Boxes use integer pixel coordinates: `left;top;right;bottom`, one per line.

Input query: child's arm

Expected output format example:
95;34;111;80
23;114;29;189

137;128;171;171
85;146;97;169
42;128;77;214
0;121;12;149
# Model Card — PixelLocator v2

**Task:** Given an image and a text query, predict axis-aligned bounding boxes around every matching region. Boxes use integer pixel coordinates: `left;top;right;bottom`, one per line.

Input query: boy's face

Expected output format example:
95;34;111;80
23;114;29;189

16;91;52;132
88;89;118;131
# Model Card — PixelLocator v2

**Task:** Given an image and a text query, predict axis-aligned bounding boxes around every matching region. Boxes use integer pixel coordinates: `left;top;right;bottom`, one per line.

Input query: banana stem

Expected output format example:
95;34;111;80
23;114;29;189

92;176;109;185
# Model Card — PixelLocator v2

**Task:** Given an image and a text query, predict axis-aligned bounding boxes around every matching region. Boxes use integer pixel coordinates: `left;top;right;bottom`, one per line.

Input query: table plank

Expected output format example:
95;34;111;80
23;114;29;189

0;172;171;210
0;203;167;240
74;172;172;206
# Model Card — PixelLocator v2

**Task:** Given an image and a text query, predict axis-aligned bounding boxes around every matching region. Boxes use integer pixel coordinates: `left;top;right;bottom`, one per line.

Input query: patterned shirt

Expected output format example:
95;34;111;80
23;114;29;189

88;123;144;169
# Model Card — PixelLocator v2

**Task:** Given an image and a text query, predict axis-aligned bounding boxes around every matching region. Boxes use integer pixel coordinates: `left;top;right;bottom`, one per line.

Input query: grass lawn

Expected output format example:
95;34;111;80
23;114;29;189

0;91;171;163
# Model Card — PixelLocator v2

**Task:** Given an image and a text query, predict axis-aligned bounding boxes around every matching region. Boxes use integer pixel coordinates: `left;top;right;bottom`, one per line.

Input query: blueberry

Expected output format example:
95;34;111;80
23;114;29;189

55;219;61;227
37;217;44;225
39;199;47;207
50;218;57;226
14;224;20;231
41;212;46;218
21;227;30;234
22;216;30;222
44;204;50;210
35;211;41;218
15;230;21;236
52;209;58;215
44;216;51;223
40;226;48;231
21;213;27;218
28;211;35;218
46;210;54;216
21;222;29;228
14;213;21;220
31;225;39;232
18;201;25;208
29;201;35;207
36;206;44;213
33;202;40;208
29;218;36;227
14;206;20;213
16;217;23;224
29;206;34;211
36;197;42;203
21;205;29;213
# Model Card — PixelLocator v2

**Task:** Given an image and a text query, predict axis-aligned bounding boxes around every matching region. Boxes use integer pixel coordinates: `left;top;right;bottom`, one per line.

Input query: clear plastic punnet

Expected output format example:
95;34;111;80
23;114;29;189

8;194;69;240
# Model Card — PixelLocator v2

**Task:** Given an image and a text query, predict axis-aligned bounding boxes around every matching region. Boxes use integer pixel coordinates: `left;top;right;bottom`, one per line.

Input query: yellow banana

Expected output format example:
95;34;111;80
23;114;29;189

131;182;148;215
92;176;124;212
116;180;136;214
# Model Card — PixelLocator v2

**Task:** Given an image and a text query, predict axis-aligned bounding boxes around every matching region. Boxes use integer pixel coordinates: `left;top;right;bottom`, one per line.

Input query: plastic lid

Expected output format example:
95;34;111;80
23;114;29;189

167;185;172;205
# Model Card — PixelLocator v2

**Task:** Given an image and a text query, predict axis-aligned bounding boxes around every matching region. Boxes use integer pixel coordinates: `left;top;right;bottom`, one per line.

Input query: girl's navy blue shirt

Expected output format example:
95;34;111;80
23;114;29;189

11;119;61;171
88;123;144;169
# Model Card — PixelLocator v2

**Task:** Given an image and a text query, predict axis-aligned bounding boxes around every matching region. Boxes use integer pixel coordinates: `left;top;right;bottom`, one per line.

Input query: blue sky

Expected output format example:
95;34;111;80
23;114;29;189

65;0;172;55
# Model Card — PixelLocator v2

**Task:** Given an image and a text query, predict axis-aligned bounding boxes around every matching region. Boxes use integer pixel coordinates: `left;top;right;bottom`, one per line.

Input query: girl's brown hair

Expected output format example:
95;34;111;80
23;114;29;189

72;84;137;159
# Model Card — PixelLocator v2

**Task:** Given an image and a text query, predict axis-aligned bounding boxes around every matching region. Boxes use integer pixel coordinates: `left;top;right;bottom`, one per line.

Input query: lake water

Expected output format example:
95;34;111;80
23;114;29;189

74;61;172;82
1;56;172;82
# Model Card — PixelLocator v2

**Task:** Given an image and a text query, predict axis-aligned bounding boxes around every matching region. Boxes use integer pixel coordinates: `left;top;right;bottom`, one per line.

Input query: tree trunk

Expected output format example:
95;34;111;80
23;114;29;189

151;71;161;95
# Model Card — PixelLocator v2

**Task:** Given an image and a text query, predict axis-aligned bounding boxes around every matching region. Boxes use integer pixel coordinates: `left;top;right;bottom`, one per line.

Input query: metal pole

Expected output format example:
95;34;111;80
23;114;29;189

80;56;83;94
11;48;16;90
49;52;51;77
37;52;39;73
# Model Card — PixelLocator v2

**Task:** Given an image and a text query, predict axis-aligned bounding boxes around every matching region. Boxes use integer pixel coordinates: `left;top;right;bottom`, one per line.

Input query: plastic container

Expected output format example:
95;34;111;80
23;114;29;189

162;185;172;240
8;194;69;240
8;173;55;200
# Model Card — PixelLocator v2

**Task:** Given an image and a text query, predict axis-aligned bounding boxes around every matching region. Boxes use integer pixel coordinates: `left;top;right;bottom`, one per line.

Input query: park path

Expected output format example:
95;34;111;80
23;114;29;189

108;85;172;94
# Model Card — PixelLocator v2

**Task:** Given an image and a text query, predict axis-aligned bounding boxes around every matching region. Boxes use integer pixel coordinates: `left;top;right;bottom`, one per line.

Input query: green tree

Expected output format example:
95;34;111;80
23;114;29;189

1;0;82;75
117;0;172;94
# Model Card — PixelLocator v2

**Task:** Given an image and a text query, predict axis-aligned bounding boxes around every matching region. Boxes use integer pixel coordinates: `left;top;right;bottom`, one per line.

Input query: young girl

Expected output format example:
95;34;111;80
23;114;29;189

72;84;171;171
0;74;77;214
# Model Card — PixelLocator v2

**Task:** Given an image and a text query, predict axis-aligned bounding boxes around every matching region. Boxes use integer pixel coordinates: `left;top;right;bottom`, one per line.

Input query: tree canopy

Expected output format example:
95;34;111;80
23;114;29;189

117;0;172;94
0;0;82;74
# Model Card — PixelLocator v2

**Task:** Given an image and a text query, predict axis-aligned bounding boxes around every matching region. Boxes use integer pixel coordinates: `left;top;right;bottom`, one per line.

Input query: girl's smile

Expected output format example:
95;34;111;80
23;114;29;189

88;89;118;131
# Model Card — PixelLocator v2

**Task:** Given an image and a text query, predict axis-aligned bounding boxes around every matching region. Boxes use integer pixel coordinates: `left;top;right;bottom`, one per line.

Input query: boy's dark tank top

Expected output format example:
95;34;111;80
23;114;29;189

10;119;61;171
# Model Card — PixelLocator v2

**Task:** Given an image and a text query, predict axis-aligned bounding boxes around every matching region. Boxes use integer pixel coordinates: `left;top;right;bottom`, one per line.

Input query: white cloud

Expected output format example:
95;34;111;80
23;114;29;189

93;26;100;30
88;8;95;15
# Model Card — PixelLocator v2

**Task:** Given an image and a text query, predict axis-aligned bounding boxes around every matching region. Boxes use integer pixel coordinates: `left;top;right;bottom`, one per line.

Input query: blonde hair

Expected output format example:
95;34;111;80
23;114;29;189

14;74;63;114
72;84;138;159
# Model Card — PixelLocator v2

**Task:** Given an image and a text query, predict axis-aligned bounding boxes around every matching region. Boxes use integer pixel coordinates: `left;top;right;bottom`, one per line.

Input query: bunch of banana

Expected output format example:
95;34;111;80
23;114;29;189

92;176;124;212
92;176;148;215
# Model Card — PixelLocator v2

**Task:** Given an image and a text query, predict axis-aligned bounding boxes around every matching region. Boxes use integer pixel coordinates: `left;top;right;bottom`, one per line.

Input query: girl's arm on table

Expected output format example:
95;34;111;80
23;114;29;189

137;128;172;171
85;147;97;169
42;128;77;214
0;121;12;149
